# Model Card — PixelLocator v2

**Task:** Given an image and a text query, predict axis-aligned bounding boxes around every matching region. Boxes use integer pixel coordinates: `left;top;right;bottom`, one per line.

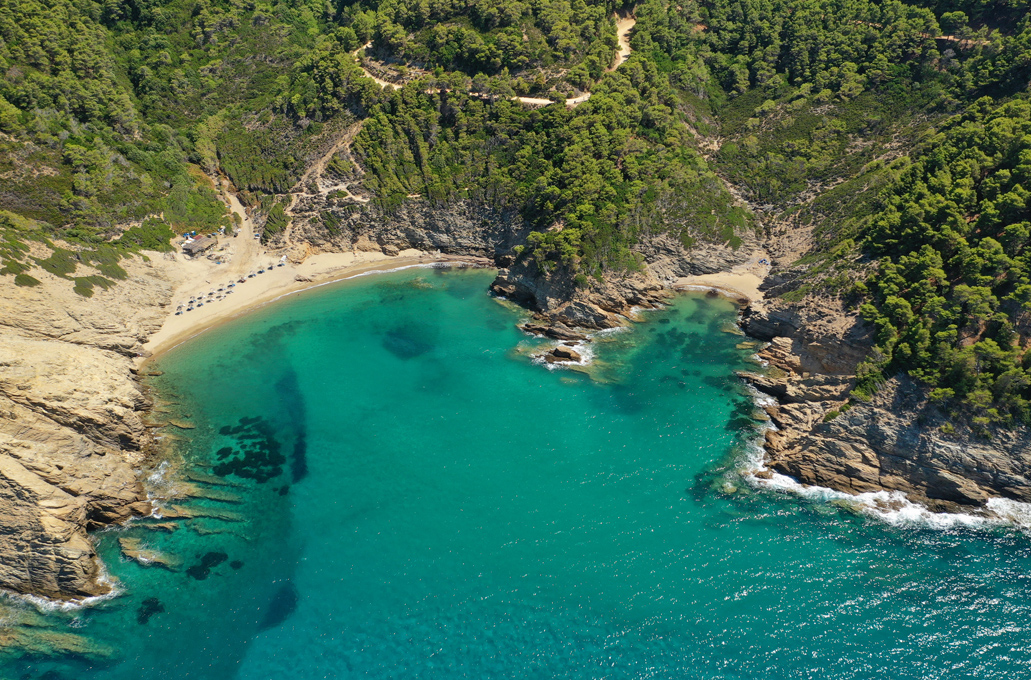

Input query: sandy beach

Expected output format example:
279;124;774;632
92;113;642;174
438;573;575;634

139;193;492;362
672;255;771;303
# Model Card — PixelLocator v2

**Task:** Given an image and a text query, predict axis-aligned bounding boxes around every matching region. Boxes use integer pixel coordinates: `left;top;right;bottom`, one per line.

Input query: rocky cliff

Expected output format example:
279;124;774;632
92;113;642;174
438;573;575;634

0;253;180;600
287;192;531;259
742;292;1031;512
490;232;763;330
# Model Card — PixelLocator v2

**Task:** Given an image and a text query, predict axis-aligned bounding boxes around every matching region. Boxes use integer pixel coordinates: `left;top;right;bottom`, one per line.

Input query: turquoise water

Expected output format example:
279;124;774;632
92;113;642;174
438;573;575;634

6;267;1031;679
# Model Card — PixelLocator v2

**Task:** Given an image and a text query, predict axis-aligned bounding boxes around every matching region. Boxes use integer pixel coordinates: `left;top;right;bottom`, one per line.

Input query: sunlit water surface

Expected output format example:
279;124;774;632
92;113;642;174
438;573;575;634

5;267;1031;680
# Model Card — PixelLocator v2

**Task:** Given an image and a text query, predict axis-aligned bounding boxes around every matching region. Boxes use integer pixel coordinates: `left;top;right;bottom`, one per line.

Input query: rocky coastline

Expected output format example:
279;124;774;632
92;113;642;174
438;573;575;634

0;255;177;601
740;295;1031;512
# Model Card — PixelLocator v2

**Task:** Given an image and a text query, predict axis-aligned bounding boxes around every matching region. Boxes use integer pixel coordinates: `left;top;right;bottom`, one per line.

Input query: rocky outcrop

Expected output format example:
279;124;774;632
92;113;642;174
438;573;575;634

491;260;673;329
741;293;1031;511
0;256;179;600
119;538;181;570
544;346;583;363
767;376;1031;508
489;231;761;332
636;232;761;284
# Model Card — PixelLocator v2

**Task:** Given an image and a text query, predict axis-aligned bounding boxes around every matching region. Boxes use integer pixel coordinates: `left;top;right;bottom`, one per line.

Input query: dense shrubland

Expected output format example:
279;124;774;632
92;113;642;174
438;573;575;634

855;98;1031;426
353;0;621;77
675;0;1031;424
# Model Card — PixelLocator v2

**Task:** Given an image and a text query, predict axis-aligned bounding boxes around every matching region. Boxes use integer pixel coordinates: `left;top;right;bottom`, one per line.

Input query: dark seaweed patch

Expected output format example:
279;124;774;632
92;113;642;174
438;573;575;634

212;416;284;483
38;671;67;680
137;597;165;624
382;326;434;359
230;560;244;570
186;551;228;580
658;375;688;389
259;582;299;631
686;304;711;325
725;416;757;431
702;375;733;391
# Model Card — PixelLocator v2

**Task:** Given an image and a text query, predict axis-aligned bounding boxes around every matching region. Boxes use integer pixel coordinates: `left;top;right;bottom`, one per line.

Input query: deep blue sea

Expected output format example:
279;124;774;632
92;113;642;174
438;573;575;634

5;267;1031;679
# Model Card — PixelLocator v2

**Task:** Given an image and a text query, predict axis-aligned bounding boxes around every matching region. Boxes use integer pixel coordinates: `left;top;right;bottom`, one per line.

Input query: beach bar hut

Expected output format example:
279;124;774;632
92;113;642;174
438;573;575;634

183;236;216;256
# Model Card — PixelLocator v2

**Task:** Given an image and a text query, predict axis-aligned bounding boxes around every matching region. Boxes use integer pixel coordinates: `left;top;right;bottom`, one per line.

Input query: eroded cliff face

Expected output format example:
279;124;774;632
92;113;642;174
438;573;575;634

287;194;531;259
0;253;179;599
742;294;1031;511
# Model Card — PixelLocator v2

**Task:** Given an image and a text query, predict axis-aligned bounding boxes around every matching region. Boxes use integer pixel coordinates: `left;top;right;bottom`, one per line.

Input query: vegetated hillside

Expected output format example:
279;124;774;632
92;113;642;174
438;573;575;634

355;0;621;81
2;0;1031;422
0;0;236;292
856;98;1031;426
688;0;1031;424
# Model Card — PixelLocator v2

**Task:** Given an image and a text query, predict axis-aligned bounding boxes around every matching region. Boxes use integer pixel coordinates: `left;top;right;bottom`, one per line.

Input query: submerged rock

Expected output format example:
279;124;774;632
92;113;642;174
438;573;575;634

141;522;180;533
119;538;182;570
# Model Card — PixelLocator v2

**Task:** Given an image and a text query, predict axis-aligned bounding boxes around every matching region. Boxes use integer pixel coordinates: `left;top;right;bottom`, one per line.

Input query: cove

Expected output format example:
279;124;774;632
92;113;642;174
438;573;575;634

7;266;1031;679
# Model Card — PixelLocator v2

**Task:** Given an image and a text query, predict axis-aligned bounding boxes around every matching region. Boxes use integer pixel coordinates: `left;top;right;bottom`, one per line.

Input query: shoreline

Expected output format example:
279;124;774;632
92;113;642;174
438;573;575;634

672;262;769;304
139;250;494;365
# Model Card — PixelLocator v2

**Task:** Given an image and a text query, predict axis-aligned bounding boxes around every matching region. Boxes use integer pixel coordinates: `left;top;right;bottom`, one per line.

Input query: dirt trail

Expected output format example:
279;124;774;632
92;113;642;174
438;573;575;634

352;10;635;109
290;124;370;204
610;14;636;71
296;126;359;189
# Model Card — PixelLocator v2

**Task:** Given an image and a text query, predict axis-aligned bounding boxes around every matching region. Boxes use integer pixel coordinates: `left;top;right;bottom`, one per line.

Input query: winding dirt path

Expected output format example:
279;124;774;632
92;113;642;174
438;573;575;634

610;13;636;71
352;10;635;109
